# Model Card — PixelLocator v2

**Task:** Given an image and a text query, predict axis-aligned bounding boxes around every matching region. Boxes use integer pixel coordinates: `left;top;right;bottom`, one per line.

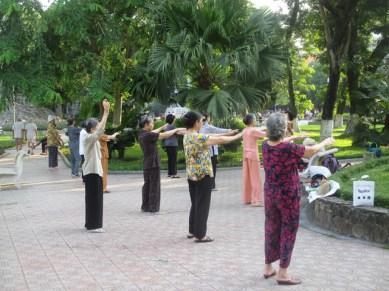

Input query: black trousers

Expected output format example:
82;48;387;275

41;138;47;153
166;146;178;176
142;167;161;212
84;174;103;230
80;155;85;181
188;176;213;239
48;146;58;168
211;155;218;189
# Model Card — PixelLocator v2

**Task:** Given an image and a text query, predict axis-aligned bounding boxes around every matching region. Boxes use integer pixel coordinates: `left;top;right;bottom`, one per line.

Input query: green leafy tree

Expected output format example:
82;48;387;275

0;0;59;112
146;0;285;119
44;0;151;124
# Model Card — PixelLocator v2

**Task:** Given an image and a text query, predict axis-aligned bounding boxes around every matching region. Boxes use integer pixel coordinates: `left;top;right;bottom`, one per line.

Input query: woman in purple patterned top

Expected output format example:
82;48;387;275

262;113;334;285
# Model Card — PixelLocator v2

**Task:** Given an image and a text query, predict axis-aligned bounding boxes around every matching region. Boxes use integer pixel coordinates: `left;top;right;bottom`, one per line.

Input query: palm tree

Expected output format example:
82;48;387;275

146;0;285;118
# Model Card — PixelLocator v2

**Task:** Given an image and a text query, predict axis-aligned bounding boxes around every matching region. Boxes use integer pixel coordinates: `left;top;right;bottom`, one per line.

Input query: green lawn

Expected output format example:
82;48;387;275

299;124;389;159
3;124;388;172
332;156;389;209
0;135;15;154
106;124;388;171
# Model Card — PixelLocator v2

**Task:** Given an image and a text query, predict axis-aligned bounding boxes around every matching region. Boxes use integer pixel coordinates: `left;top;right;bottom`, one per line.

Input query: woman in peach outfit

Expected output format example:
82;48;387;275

99;132;119;193
242;114;266;206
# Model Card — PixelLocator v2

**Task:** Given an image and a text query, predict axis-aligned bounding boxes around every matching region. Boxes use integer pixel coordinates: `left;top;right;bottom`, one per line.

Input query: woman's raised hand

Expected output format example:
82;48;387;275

323;137;335;146
102;99;110;112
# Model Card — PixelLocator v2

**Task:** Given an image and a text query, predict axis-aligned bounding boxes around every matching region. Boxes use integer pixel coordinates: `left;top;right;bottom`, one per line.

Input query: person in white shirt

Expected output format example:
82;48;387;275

79;122;88;182
12;118;25;151
199;113;236;190
83;99;110;233
25;120;38;154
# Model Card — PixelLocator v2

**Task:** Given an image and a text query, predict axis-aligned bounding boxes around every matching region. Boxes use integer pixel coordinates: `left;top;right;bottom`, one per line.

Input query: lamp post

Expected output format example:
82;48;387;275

12;86;16;124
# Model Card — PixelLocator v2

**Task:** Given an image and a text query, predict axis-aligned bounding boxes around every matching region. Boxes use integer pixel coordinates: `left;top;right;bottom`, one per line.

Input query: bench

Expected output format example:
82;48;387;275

0;151;27;189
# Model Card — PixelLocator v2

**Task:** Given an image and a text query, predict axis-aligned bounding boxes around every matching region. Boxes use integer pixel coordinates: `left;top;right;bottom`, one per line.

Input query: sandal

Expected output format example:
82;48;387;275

194;236;214;243
276;277;302;285
263;270;276;279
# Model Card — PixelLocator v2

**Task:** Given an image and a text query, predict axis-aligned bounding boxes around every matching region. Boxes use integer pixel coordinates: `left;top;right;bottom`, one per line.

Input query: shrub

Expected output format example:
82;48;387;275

216;117;245;152
351;117;383;146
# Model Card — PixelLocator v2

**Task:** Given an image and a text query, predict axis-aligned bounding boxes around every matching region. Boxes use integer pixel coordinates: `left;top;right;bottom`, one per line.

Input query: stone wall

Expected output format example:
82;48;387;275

305;196;389;244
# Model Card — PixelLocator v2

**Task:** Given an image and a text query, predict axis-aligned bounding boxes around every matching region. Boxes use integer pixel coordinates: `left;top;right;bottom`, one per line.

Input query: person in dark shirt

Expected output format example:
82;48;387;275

67;118;82;177
164;114;179;178
138;116;185;213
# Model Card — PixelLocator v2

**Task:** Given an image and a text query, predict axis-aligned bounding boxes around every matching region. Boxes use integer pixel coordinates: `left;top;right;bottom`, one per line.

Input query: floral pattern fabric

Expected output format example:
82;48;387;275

262;141;305;268
183;132;214;181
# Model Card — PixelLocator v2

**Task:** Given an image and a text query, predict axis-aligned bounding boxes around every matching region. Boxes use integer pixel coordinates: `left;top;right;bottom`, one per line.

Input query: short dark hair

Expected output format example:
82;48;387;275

285;110;295;121
85;118;99;133
243;114;255;126
67;117;75;126
165;114;175;124
139;116;153;128
182;111;202;129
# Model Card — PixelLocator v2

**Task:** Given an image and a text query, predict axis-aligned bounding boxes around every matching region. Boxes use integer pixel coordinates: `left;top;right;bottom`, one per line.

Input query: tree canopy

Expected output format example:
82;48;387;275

0;0;388;137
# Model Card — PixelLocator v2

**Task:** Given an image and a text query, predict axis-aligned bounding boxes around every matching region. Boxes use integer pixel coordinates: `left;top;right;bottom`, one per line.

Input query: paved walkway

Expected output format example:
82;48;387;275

0;149;388;290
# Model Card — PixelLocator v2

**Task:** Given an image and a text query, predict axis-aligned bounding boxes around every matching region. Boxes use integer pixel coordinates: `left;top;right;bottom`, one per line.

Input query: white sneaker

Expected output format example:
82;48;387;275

87;228;105;233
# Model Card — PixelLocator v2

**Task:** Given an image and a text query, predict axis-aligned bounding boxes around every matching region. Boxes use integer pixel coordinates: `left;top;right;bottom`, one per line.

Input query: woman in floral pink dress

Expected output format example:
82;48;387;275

242;114;266;206
262;112;334;285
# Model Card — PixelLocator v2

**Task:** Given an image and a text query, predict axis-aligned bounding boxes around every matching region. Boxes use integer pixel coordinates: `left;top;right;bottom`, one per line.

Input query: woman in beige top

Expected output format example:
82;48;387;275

82;99;110;233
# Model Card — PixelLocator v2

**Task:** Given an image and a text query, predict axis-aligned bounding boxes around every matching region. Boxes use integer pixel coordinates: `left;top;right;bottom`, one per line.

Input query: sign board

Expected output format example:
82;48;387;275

353;181;375;207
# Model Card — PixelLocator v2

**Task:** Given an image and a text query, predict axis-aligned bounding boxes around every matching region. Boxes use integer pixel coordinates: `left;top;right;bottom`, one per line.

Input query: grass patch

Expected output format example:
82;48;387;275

331;156;389;209
59;124;388;172
0;135;15;152
299;125;389;159
108;143;187;171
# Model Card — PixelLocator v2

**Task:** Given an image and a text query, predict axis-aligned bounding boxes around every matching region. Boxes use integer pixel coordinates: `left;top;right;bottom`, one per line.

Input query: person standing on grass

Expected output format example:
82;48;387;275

182;111;243;243
25;119;38;155
47;115;63;169
242;114;266;206
199;113;235;190
79;121;87;182
67;118;81;177
139;116;185;213
99;132;120;193
12;118;25;152
262;112;334;285
83;99;110;233
164;114;180;178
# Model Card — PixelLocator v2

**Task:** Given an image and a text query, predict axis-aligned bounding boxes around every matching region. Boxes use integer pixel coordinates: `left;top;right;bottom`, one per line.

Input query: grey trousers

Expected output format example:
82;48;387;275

69;143;81;176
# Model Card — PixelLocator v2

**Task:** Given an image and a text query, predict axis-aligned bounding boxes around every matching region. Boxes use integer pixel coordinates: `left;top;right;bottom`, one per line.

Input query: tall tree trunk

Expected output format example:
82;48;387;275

321;66;340;139
113;93;122;127
334;79;347;128
318;0;356;139
384;113;389;132
286;0;300;132
345;14;360;134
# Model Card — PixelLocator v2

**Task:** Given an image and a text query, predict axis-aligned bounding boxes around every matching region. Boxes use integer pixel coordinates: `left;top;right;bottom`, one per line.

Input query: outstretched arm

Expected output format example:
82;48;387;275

304;137;335;158
152;124;168;133
207;129;239;137
283;134;306;143
206;131;243;146
159;128;186;140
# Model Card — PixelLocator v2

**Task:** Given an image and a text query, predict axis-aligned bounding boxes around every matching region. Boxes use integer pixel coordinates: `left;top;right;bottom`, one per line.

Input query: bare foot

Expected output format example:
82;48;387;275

263;264;276;278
